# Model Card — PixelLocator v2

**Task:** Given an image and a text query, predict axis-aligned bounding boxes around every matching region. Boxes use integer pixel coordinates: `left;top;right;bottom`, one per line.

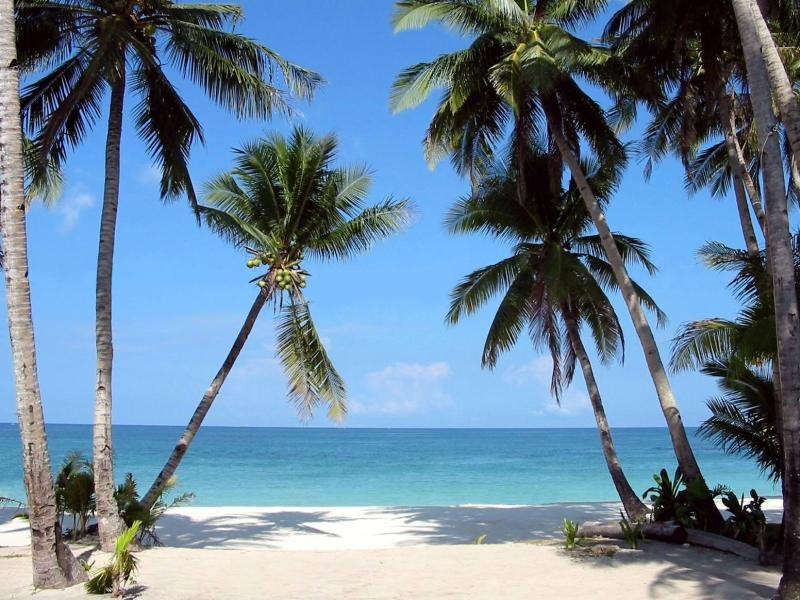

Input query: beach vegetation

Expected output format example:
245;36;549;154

139;127;412;509
55;451;95;541
721;489;767;547
116;473;193;546
618;511;645;550
562;519;581;550
472;533;488;545
85;520;141;597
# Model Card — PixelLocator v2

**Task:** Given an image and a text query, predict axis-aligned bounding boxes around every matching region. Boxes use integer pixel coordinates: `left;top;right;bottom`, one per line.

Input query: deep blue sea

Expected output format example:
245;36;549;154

0;424;779;506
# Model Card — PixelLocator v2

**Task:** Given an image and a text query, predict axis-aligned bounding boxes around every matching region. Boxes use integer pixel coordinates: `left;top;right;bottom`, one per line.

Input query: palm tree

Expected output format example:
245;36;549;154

732;1;800;593
445;145;657;519
16;0;322;550
0;0;84;587
391;0;722;527
698;359;781;484
140;127;412;508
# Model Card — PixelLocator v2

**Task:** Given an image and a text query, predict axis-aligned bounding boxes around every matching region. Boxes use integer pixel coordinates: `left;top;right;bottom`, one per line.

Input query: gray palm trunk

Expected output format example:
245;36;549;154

733;1;800;595
94;72;127;551
546;116;724;530
718;89;766;248
141;289;270;510
0;0;84;587
745;0;800;167
563;312;648;520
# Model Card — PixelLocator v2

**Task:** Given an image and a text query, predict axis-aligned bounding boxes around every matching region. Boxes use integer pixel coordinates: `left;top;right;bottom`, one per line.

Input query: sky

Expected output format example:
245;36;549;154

0;0;764;429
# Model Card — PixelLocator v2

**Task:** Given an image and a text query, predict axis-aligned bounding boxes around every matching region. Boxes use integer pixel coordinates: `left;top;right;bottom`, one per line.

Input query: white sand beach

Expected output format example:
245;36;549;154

0;501;784;599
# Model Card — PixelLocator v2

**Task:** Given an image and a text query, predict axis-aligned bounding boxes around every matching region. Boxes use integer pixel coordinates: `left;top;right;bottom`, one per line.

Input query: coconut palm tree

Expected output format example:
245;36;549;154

391;0;722;527
140;127;412;508
16;0;322;550
445;144;659;519
698;358;782;484
732;2;800;593
0;0;84;587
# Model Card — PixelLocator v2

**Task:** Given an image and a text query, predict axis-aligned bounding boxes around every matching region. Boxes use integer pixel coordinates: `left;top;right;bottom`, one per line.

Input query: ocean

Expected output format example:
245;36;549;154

0;423;779;507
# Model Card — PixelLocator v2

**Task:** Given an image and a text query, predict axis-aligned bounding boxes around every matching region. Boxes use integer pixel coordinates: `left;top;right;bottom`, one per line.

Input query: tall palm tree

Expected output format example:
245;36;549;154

140;127;412;508
732;1;800;594
391;0;722;527
16;0;322;550
446;145;658;519
0;0;84;587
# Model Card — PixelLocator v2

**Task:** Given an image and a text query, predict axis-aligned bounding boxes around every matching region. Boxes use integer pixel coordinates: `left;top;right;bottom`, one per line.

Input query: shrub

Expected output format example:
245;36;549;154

619;511;645;549
85;521;141;597
562;518;581;550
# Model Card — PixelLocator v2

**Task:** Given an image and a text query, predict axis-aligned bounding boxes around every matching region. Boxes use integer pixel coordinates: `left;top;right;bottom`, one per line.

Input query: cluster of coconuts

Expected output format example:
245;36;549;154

245;252;307;291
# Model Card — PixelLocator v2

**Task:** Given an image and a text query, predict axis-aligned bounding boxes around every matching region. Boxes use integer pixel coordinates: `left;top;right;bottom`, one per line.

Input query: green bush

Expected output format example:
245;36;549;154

86;521;141;597
619;511;645;549
562;518;581;550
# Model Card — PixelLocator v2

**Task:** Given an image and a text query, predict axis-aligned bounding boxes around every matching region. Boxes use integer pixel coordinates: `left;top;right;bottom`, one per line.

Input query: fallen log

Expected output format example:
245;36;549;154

685;529;760;561
577;522;687;544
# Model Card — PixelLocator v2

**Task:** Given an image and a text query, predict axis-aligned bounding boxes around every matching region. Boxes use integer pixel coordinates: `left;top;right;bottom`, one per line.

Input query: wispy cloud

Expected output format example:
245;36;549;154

58;189;94;232
504;356;591;417
351;361;452;415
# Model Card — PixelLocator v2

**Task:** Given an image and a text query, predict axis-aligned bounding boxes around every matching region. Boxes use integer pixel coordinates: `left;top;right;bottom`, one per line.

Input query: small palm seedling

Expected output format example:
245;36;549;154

472;533;488;545
619;511;645;550
85;521;141;597
563;519;581;550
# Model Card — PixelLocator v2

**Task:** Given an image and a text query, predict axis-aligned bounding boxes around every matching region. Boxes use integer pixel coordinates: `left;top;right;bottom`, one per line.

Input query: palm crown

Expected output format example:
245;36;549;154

17;0;322;202
446;142;663;399
200;127;413;419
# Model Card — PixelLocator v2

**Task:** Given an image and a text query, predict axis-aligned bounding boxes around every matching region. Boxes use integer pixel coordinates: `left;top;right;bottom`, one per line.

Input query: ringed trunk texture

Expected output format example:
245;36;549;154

733;0;800;596
746;0;800;167
141;290;269;509
0;0;84;586
563;313;648;520
547;117;724;531
94;71;127;551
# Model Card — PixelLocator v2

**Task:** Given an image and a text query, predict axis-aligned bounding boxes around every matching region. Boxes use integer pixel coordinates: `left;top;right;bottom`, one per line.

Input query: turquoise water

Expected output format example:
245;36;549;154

0;424;779;506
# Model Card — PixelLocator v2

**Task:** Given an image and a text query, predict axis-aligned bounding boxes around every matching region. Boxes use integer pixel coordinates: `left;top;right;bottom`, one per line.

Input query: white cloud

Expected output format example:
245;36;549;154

505;356;591;417
137;164;162;186
351;361;452;415
58;190;94;231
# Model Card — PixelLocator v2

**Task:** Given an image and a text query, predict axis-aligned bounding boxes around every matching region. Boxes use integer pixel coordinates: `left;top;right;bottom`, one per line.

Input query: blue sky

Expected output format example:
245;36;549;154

0;1;758;428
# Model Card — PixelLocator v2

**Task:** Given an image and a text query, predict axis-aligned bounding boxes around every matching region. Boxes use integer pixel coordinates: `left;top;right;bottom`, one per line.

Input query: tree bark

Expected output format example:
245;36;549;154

94;69;127;551
732;0;800;596
141;289;270;509
547;115;724;531
0;0;84;587
563;311;648;520
718;89;766;243
745;0;800;168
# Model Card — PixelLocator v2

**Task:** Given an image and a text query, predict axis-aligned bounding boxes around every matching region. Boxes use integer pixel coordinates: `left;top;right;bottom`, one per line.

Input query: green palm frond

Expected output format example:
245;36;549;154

276;300;346;421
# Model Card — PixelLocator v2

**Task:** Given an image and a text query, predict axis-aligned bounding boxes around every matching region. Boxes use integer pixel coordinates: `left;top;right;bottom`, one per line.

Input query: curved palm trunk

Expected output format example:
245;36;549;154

741;0;800;167
0;1;84;586
733;2;800;595
563;312;648;520
546;116;724;531
718;90;767;239
141;289;270;510
94;71;127;551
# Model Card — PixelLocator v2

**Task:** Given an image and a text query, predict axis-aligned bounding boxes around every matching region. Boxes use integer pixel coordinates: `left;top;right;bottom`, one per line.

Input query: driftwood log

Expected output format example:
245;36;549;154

578;522;762;561
578;521;687;544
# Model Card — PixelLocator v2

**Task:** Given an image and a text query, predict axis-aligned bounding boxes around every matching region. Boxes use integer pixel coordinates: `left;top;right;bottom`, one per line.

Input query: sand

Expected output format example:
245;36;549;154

0;501;784;599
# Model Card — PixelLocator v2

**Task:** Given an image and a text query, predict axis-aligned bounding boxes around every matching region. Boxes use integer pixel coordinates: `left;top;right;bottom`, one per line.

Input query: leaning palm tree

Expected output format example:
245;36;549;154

446;145;659;519
0;0;84;587
391;0;722;527
140;127;412;508
16;0;322;550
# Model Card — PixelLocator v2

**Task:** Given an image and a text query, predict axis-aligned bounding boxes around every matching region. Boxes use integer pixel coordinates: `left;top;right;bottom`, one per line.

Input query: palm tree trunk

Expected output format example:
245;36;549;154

94;69;127;551
563;311;648;520
141;289;270;510
0;0;84;587
742;0;800;167
733;1;800;596
718;89;767;239
546;116;724;531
